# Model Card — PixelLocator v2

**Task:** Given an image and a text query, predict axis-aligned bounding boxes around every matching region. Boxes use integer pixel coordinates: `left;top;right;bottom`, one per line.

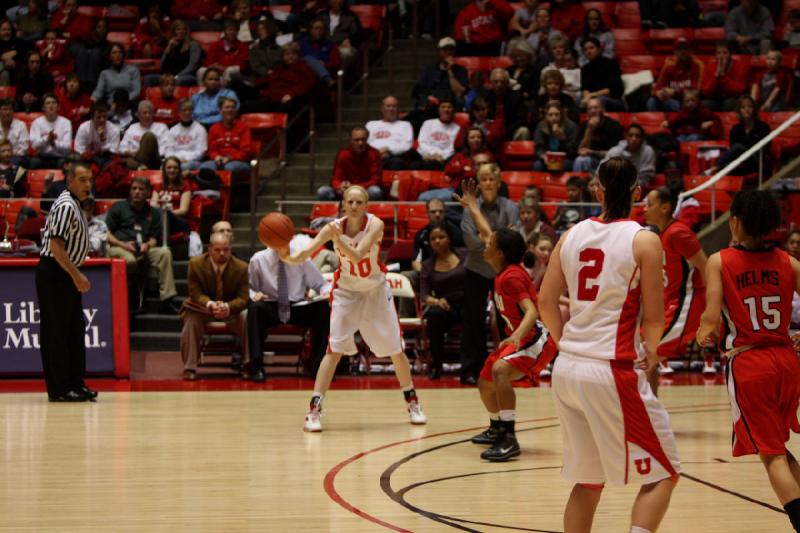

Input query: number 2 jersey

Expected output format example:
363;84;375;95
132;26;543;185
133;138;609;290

333;213;388;292
558;218;645;361
719;246;794;351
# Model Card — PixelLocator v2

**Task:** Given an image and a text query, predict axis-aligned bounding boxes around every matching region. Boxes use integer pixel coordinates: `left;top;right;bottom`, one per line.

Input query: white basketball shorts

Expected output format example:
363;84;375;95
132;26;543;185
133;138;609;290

328;282;405;357
552;353;681;486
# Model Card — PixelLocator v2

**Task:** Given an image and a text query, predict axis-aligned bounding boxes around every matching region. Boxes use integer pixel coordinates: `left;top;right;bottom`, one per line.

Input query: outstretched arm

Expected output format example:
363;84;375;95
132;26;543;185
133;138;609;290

454;180;492;245
697;253;723;348
279;223;334;265
331;217;384;265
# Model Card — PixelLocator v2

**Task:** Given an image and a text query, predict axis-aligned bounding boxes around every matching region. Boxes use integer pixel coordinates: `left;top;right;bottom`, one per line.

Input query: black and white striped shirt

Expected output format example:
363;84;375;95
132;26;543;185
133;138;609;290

40;190;89;266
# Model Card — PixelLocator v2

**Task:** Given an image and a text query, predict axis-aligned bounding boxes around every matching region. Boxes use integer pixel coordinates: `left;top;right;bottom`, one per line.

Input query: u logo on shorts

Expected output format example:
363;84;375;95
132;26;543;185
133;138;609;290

634;457;652;475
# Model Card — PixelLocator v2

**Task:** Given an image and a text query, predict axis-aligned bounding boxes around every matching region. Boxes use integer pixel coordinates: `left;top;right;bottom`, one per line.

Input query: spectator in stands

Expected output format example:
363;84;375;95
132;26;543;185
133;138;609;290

72;18;111;88
156;20;203;87
579;37;624;111
573;97;624;172
92;44;142;105
120;100;170;170
56;73;91;132
228;0;256;43
784;10;800;49
456;96;504;154
460;162;519;385
30;94;72;169
509;0;540;39
198;19;249;87
248;18;281;80
132;5;170;59
38;30;74;84
702;40;751;112
248;42;316;115
647;38;704;112
784;230;800;326
550;0;585;41
725;0;774;55
525;8;565;63
15;49;51;113
408;38;468;131
575;8;614;66
420;223;467;379
299;18;340;88
415;99;461;170
506;38;543;102
751;49;792;112
665;88;720;142
318;126;383;200
601;123;657;186
319;0;361;69
200;97;252;178
49;0;91;45
535;68;580;124
106;176;179;313
542;35;581;102
0;97;28;163
0;18;28;85
166;99;208;170
0;139;25;197
211;220;234;242
412;198;465;272
552;175;592;231
83;198;108;257
247;233;332;381
422;126;494;201
518;196;557;244
149;74;180;125
108;88;133;130
486;68;531;141
192;68;240;128
180;232;248;381
286;0;325;33
533;101;577;172
453;0;514;57
74;101;120;167
365;95;416;170
151;155;202;257
172;0;223;23
640;0;704;29
15;0;47;43
705;94;771;176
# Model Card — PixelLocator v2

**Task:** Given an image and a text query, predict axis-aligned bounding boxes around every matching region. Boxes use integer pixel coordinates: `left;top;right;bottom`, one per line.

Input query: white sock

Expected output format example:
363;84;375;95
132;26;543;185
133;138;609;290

489;412;500;421
630;526;652;533
499;410;516;422
310;393;324;408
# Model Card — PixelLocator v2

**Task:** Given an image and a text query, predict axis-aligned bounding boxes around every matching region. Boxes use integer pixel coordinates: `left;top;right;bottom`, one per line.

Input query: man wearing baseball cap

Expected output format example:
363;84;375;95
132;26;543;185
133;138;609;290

407;37;469;132
647;37;705;112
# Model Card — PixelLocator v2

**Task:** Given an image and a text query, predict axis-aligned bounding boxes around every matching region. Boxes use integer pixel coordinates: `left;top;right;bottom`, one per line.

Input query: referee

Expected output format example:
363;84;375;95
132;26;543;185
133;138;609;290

37;163;97;402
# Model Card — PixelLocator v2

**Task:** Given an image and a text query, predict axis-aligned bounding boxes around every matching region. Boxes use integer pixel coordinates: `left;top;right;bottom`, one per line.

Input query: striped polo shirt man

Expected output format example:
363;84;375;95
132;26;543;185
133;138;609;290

40;189;89;265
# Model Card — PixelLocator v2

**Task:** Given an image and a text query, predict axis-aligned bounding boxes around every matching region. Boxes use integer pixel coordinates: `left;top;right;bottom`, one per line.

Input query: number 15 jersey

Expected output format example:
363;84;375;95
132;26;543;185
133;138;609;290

333;213;388;292
720;246;794;351
558;218;645;362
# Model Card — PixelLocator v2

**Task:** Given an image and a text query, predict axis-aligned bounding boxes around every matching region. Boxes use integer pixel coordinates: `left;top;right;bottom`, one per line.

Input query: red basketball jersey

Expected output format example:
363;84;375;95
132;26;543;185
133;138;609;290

494;264;540;345
720;246;794;351
661;220;704;304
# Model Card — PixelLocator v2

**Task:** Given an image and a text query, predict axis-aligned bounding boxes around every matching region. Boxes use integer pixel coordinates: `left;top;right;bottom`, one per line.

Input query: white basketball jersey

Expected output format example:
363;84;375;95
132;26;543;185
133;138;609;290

558;218;645;362
333;213;387;291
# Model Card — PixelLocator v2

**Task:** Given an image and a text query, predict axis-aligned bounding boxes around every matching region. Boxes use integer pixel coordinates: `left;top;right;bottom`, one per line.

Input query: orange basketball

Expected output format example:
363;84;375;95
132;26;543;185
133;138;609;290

258;212;294;248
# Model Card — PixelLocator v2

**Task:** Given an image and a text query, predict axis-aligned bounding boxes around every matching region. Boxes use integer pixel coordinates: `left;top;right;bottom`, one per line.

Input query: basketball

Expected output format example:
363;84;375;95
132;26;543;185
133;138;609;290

258;212;294;248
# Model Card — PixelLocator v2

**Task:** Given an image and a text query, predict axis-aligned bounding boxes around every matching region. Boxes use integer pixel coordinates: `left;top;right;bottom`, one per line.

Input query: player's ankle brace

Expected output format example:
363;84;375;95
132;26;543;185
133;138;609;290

403;388;417;402
784;498;800;531
310;394;323;410
499;419;515;435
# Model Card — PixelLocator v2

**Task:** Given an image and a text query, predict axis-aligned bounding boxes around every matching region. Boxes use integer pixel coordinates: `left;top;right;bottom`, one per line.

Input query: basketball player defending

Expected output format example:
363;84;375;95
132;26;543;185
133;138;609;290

455;180;557;461
697;190;800;532
643;186;709;396
539;158;680;533
279;185;426;432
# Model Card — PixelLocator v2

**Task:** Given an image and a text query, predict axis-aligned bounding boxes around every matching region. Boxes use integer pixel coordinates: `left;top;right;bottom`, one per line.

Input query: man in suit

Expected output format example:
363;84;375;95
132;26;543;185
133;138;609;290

180;232;250;381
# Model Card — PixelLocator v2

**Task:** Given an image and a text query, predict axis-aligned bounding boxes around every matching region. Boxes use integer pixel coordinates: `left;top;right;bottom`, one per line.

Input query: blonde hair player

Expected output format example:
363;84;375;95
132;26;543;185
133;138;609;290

279;185;427;431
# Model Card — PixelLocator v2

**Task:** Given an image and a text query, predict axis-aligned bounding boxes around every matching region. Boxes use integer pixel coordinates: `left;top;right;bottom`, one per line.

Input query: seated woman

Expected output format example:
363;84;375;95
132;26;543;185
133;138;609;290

150;156;202;257
15;49;52;112
420;223;467;379
420;126;495;202
153;20;202;87
541;35;581;102
705;95;771;176
574;8;614;65
246;42;317;115
298;18;340;87
518;196;557;244
523;231;554;290
751;49;792;112
92;43;141;104
455;96;504;155
505;38;544;103
15;0;48;44
132;5;171;59
665;88;719;142
533;101;577;172
534;68;580;125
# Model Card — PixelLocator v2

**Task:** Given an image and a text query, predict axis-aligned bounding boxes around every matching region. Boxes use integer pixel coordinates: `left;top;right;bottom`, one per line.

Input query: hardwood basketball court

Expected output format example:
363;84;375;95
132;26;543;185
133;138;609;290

0;383;795;532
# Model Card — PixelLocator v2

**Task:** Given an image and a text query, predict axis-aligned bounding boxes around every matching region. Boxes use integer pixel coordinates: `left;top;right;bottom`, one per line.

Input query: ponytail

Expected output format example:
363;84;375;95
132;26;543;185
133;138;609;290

597;157;638;221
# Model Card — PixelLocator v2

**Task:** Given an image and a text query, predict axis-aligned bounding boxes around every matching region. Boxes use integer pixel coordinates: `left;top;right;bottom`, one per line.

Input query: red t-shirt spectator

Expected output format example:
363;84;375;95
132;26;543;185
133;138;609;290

49;9;93;43
454;0;514;45
701;57;750;100
331;146;381;191
205;40;250;71
207;120;252;161
652;57;706;98
259;62;317;103
671;104;721;138
444;149;494;188
148;92;180;125
37;39;74;83
55;86;92;132
551;2;586;41
454;120;504;155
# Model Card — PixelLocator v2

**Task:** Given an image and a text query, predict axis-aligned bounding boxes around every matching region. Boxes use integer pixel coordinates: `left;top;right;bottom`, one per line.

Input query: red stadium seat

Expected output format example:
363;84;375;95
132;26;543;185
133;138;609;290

127;58;161;75
2;198;41;239
604;112;633;129
717;112;739;139
129;170;164;192
500;140;535;170
106;32;132;50
541;183;569;202
649;29;694;55
454;112;470;129
582;2;617;27
629;112;668;134
77;6;105;17
615;2;641;28
240;113;288;160
684;174;744;193
620;55;667;75
143;86;202;102
191;32;220;53
26;169;64;198
106;5;139;31
612;29;649;56
350;5;388;47
692;189;732;219
94;200;119;215
680;141;730;175
692;27;725;54
13;112;41;129
308;203;339;224
0;86;15;99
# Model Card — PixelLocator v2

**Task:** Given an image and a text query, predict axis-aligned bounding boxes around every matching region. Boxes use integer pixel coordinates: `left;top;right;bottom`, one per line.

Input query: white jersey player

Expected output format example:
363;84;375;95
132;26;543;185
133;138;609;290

280;185;426;432
539;157;680;533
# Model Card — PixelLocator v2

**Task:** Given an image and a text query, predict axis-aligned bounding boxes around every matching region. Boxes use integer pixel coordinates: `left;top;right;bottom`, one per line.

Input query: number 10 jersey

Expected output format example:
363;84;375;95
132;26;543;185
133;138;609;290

333;213;388;292
558;218;645;361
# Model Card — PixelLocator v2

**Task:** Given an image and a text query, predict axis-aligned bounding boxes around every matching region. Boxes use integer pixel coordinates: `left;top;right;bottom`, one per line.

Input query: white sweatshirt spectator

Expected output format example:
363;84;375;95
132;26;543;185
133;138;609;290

74;119;121;156
164;99;208;168
0;119;29;157
417;118;460;160
30;115;72;157
366;119;414;155
119;121;169;155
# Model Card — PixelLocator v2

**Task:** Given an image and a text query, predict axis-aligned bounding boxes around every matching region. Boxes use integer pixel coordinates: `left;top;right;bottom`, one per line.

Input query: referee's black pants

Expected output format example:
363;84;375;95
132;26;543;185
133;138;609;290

36;257;86;397
460;269;495;381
